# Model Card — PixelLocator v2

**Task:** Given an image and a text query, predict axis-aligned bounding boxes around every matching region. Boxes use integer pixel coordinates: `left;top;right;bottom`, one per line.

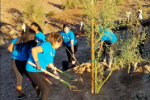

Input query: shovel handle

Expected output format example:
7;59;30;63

56;68;73;79
63;45;80;66
28;61;70;86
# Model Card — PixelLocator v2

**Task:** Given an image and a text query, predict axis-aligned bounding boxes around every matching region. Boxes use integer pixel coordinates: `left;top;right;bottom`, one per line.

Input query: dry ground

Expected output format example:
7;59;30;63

1;0;150;100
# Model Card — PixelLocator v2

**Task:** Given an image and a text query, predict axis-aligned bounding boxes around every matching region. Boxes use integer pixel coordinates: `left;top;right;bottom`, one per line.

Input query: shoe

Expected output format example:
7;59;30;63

72;64;76;68
36;97;41;100
17;93;27;99
106;68;112;71
130;66;134;72
130;65;138;73
45;74;49;79
27;78;30;81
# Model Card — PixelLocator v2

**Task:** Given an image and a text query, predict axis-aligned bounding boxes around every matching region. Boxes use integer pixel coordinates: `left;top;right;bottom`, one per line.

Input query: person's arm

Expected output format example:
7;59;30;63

31;46;43;70
71;40;74;53
80;21;82;31
100;41;104;52
7;43;14;52
31;46;43;61
47;63;55;70
144;35;149;46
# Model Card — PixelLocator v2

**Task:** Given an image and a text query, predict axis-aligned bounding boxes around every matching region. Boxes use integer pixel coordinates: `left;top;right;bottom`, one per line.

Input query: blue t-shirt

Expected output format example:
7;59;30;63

11;37;32;61
35;32;46;43
26;42;56;72
60;30;77;47
99;27;117;43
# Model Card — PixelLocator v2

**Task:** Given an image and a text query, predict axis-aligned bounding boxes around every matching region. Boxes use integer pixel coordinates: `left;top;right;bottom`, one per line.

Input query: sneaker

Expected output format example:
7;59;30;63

72;64;76;68
45;74;49;79
106;68;112;71
27;78;30;81
17;93;27;99
130;66;134;72
130;65;138;73
36;97;41;100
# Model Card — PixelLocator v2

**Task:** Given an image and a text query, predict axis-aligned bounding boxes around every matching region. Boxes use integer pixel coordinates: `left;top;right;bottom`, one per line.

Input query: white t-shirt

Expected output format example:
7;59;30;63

126;12;132;17
138;9;142;15
139;14;142;20
80;21;83;26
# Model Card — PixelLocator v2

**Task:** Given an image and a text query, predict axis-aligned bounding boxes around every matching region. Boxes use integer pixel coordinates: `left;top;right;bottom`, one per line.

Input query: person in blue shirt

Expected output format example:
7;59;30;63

99;26;117;69
29;22;50;80
60;24;78;68
7;29;37;99
26;33;63;100
30;22;46;43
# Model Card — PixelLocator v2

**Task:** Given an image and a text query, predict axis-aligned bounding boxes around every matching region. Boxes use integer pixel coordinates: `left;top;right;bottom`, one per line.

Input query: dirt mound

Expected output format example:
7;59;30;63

73;62;92;74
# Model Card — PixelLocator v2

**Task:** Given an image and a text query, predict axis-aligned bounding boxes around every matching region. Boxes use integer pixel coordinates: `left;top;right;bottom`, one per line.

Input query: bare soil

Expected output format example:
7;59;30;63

1;0;150;100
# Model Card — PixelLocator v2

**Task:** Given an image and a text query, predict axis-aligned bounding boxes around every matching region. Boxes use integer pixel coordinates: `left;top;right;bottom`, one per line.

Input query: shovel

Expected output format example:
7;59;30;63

56;68;77;81
28;61;77;90
63;45;80;67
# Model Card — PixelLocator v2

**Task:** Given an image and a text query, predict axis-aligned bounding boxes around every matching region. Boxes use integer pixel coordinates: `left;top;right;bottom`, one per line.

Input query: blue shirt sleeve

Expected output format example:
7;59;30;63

12;37;19;45
40;42;50;53
36;32;46;42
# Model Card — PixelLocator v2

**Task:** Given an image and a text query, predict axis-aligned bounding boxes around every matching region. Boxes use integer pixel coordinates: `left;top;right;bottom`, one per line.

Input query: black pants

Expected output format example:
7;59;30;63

65;43;78;62
137;42;144;57
27;72;50;100
102;41;111;60
11;59;36;88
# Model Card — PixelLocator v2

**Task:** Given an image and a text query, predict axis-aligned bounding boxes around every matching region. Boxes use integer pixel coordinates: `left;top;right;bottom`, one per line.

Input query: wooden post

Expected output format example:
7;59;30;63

91;0;94;94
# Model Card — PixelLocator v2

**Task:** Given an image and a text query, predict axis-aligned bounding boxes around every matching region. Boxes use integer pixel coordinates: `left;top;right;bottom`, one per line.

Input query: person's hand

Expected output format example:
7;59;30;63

53;70;59;76
50;65;56;71
35;61;41;71
22;23;26;32
72;53;75;59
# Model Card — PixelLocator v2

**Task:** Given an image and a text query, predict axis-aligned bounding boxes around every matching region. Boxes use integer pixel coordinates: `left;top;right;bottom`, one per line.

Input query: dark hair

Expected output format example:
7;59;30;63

63;24;70;29
31;22;43;33
46;32;63;46
15;29;37;55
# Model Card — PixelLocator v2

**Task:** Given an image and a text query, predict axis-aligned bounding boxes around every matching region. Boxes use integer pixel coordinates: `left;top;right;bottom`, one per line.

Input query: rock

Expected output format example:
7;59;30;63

115;87;121;91
86;68;91;72
145;65;150;72
27;94;31;98
112;86;116;89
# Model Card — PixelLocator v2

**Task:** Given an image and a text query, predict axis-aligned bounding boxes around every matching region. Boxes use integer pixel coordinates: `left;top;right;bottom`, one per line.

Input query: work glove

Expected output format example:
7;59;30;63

51;66;59;76
35;61;41;71
72;53;75;59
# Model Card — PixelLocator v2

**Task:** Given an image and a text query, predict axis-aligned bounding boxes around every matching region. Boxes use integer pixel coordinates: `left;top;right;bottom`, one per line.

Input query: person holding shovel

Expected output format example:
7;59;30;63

60;24;78;68
99;26;117;69
26;32;63;100
7;29;37;99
